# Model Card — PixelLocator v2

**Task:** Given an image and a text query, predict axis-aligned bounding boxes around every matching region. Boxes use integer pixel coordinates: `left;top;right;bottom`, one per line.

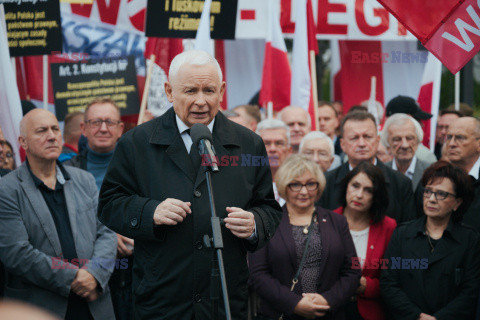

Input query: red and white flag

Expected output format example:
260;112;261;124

144;37;183;117
377;0;480;74
258;0;291;112
0;8;23;165
417;52;442;150
331;40;429;121
290;0;318;128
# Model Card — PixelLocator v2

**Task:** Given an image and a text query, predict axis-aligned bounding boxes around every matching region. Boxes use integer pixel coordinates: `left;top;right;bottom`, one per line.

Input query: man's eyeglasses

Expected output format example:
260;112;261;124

287;181;319;192
423;188;456;201
85;119;122;128
5;152;14;159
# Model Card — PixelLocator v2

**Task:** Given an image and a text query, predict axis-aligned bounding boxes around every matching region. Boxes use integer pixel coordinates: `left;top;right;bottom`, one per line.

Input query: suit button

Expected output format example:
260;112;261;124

194;293;202;303
194;190;201;197
195;241;203;250
131;218;138;227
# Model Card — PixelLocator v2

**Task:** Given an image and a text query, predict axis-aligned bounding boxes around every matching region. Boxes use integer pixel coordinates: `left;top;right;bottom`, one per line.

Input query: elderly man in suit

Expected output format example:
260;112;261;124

0;109;117;319
318;111;417;223
381;113;431;191
98;50;282;320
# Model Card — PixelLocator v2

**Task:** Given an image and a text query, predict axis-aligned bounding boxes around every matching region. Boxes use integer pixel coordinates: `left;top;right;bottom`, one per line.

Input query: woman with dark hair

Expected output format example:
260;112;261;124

249;155;360;319
333;161;396;320
381;160;480;320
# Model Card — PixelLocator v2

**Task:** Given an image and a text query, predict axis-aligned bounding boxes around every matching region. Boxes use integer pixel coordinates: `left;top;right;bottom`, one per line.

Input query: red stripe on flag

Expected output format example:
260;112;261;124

215;40;228;110
240;10;256;20
418;82;434;147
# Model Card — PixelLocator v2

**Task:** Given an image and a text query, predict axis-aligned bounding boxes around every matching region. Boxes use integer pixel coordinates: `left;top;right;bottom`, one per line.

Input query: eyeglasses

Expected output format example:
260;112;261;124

85;119;121;128
423;188;456;201
287;181;319;192
445;134;468;143
5;152;14;159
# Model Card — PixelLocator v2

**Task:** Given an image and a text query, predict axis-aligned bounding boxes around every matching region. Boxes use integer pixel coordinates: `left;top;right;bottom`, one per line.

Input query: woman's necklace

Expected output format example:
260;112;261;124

289;210;317;234
303;215;317;234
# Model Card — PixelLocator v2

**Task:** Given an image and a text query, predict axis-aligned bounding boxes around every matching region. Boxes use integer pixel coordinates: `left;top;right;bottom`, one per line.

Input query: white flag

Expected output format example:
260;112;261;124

0;5;23;166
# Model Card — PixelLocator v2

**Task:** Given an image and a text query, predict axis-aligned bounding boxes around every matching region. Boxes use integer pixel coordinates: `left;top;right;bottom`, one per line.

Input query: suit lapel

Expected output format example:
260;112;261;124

278;212;298;270
366;221;380;263
194;113;241;189
412;160;425;191
18;166;63;257
150;108;196;183
316;209;331;278
63;179;80;255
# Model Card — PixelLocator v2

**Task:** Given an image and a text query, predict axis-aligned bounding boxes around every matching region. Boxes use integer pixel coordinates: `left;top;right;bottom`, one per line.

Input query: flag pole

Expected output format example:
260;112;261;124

454;71;460;111
267;101;273;119
309;50;319;131
43;55;48;109
138;54;156;125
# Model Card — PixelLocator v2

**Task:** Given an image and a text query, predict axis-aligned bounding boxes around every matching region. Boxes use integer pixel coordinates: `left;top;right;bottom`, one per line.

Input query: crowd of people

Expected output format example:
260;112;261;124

0;50;479;320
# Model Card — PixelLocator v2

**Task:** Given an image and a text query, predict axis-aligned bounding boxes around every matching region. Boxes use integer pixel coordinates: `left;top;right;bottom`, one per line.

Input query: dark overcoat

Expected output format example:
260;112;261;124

98;108;282;320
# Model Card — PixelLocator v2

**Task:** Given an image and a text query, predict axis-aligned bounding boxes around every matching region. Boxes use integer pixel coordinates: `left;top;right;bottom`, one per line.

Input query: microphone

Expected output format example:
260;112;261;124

190;123;219;172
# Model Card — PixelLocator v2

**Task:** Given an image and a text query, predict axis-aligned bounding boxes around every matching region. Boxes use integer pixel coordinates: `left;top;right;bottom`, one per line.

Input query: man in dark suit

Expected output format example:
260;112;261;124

318;111;417;223
98;50;282;320
382;113;431;191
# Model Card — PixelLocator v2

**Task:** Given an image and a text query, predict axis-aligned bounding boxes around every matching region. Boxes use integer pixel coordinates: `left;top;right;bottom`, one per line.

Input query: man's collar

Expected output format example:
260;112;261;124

392;156;417;178
26;159;70;188
349;158;377;171
175;115;215;134
468;155;480;180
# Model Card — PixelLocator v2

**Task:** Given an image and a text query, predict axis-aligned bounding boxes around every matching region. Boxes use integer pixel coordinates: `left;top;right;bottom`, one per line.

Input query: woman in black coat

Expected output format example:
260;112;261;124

381;161;480;320
248;155;361;320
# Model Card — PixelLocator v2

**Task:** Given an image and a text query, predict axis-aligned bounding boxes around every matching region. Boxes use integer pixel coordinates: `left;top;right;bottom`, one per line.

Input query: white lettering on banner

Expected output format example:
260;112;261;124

442;5;480;52
61;14;146;76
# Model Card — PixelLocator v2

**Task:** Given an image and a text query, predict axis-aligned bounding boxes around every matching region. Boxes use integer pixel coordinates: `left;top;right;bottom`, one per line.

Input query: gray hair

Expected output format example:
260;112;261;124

299;131;335;156
277;106;312;129
381;113;423;147
256;119;290;145
169;50;223;83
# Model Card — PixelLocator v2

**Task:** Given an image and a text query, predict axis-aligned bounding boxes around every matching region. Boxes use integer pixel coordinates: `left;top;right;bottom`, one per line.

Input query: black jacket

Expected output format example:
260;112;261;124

64;149;87;170
98;108;282;320
318;160;417;223
381;217;480;320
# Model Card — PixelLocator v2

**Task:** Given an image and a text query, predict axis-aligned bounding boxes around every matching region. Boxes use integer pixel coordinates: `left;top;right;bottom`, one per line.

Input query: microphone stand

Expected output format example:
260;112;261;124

200;141;232;320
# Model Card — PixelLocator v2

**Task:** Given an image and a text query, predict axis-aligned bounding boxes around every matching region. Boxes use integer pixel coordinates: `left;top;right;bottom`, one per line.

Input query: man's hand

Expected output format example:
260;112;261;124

117;234;134;257
224;207;255;239
71;269;97;298
153;198;191;226
418;313;437;320
294;294;330;318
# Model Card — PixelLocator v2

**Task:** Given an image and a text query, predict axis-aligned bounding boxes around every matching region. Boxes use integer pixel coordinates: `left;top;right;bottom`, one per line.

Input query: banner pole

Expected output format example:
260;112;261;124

138;54;156;125
309;50;319;131
43;55;48;109
455;71;460;111
267;101;273;119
